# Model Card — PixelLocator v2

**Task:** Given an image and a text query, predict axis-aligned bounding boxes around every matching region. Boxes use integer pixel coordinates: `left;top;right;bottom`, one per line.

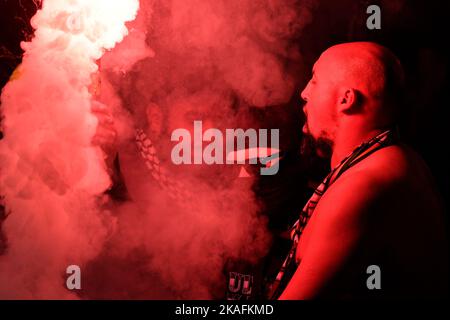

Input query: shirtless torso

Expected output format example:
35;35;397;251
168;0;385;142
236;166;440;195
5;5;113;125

281;144;448;299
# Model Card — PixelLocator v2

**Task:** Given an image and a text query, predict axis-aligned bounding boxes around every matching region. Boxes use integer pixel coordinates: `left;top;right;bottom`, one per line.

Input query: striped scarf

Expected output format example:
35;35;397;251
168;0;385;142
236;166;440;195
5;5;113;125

267;128;397;299
135;129;193;206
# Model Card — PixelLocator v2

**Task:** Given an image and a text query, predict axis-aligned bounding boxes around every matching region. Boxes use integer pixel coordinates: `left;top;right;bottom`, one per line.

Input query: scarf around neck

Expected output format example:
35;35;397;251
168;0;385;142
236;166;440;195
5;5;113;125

267;128;398;299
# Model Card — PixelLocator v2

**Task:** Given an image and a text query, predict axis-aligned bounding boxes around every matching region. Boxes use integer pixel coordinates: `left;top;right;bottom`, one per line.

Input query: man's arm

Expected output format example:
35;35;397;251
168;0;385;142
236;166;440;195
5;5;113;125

279;171;387;299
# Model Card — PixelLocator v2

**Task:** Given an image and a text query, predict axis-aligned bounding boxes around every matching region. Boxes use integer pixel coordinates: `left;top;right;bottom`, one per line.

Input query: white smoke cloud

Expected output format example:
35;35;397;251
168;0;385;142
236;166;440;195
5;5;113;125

0;0;139;299
1;0;318;299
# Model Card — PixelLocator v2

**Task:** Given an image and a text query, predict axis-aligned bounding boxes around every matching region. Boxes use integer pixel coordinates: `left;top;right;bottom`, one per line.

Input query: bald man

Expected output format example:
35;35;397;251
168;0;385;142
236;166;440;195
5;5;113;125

270;42;448;299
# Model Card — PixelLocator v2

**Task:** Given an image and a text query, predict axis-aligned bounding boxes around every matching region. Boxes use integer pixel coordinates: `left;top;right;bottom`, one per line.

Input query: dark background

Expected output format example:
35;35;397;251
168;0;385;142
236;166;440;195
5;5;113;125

1;0;449;256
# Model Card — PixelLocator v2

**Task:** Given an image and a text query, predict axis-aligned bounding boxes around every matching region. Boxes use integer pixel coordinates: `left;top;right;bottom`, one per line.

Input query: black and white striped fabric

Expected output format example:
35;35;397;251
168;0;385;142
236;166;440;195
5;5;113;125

135;129;193;206
267;128;397;299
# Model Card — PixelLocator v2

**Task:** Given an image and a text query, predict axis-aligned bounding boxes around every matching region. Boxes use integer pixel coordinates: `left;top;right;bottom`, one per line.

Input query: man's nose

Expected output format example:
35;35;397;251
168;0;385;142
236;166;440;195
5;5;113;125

300;84;309;102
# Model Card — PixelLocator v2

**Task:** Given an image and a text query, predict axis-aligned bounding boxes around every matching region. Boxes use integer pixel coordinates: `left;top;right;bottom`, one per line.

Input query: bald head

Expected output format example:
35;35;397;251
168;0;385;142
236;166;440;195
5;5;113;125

321;42;405;110
301;42;404;148
301;42;405;142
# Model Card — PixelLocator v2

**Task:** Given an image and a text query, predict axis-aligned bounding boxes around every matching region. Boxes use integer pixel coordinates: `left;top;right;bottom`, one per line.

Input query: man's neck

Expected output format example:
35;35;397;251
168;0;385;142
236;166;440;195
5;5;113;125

330;126;386;168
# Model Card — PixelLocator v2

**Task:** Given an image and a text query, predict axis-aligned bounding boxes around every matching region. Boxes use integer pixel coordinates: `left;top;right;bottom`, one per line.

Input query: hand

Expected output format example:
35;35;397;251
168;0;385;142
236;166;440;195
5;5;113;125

91;100;118;159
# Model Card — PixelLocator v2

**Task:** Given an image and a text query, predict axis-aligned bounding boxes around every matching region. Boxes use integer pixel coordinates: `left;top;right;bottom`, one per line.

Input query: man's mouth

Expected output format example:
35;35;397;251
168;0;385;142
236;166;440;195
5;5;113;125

302;124;308;134
302;116;308;134
301;104;308;133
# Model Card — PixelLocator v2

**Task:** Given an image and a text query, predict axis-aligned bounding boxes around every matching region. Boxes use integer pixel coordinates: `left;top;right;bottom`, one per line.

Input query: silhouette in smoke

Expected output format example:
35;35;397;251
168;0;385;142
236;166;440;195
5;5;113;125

270;42;448;299
79;0;317;299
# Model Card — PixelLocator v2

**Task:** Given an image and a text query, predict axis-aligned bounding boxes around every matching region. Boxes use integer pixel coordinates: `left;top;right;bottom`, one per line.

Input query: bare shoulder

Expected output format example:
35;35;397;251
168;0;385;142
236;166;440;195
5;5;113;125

343;144;429;185
315;145;425;220
316;143;440;222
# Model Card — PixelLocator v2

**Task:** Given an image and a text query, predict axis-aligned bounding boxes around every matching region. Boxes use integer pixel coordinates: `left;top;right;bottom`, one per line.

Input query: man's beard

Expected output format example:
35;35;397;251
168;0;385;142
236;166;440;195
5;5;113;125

300;127;334;161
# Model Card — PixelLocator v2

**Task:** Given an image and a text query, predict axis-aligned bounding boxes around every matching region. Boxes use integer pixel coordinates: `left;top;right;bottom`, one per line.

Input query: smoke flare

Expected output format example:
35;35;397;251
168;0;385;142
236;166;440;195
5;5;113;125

0;0;139;299
1;0;318;299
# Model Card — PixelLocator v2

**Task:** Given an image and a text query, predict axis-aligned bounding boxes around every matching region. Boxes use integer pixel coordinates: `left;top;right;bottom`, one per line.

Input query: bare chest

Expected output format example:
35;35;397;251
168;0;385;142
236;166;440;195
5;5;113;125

294;211;319;264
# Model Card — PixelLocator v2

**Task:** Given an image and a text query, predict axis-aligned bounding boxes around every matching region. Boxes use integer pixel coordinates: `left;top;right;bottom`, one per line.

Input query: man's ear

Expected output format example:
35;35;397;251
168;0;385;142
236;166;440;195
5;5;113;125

337;88;358;114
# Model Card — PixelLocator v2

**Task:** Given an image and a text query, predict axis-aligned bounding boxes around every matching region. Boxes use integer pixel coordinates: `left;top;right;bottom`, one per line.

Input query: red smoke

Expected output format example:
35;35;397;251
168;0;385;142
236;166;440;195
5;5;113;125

1;0;317;299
